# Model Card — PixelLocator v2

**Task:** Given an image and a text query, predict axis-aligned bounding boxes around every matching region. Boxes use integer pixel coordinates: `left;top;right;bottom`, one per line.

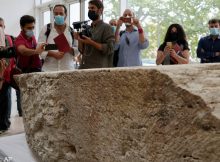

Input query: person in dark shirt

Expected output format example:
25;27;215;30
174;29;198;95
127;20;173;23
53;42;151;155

197;18;220;63
156;23;190;65
75;0;114;69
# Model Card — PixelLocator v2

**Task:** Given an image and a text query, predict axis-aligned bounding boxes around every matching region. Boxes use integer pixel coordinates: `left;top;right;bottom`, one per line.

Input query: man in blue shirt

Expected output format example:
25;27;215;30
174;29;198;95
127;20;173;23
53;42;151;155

197;18;220;63
115;9;149;67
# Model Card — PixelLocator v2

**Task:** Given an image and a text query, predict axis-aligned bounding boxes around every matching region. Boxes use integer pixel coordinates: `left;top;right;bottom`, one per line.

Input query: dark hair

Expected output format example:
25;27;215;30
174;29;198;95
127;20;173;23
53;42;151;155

20;15;35;27
0;17;4;22
53;4;67;15
89;0;104;9
208;18;220;24
164;23;187;42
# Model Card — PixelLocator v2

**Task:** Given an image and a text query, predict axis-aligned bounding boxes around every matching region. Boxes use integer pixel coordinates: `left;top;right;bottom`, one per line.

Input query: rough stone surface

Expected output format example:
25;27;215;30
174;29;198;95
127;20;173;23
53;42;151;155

16;64;220;162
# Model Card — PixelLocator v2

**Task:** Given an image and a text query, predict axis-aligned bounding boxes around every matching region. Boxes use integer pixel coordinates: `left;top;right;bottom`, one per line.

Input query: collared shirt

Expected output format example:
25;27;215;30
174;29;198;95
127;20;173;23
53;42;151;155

197;35;220;63
115;30;149;67
15;32;41;71
80;20;114;69
38;23;78;71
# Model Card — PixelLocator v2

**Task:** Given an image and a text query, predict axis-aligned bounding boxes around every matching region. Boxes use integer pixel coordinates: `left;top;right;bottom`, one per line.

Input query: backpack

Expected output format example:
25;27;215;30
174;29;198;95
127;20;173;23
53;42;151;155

44;23;74;46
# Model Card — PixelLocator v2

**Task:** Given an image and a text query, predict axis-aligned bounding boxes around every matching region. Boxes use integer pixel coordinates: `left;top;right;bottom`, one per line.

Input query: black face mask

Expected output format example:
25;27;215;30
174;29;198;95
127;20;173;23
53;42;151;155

88;10;99;21
170;32;178;41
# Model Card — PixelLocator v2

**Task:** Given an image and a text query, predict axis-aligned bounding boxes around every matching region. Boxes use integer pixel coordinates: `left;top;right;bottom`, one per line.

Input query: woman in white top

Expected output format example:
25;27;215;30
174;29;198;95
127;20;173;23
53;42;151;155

38;4;78;72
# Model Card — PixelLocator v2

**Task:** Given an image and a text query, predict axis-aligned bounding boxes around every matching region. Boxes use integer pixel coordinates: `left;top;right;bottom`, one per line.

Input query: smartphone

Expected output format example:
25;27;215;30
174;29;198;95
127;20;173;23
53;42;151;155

44;44;58;51
166;42;172;48
120;17;132;23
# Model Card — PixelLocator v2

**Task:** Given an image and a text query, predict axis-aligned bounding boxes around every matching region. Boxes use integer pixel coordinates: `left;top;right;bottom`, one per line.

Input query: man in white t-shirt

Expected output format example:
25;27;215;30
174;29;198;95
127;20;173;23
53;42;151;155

38;4;78;71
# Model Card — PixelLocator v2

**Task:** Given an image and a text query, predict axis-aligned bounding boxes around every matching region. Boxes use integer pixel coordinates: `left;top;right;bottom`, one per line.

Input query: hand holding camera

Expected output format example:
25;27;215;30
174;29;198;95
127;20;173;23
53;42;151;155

166;42;181;58
72;20;91;39
116;19;123;28
163;42;172;55
74;32;92;46
132;18;141;28
166;42;172;49
44;44;57;51
119;16;134;25
35;43;46;55
120;17;133;24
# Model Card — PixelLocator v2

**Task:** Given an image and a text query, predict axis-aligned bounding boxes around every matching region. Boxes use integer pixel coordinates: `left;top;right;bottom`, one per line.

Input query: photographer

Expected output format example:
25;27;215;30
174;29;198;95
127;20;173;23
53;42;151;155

115;9;149;67
14;15;45;118
156;24;190;65
15;15;45;73
38;4;78;71
75;0;114;69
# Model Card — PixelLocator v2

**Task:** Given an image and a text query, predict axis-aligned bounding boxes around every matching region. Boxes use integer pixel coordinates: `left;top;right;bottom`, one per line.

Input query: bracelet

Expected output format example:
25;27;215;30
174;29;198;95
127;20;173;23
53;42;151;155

138;28;143;34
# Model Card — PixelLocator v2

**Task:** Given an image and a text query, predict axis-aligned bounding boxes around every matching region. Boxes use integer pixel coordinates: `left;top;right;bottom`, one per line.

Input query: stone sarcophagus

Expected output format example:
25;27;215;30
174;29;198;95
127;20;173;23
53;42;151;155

15;64;220;162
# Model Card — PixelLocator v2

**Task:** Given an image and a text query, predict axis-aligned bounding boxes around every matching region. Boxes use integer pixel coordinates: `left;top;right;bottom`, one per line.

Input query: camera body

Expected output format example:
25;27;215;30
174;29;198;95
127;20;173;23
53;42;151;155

72;20;92;39
120;17;133;23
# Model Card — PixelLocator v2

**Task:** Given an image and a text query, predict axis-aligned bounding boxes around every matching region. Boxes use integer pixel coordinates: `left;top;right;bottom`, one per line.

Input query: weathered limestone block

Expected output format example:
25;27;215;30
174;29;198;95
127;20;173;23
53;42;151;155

15;64;220;162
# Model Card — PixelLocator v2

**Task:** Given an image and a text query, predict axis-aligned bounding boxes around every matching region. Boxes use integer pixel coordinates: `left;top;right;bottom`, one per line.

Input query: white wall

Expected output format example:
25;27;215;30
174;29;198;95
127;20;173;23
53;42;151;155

0;0;35;37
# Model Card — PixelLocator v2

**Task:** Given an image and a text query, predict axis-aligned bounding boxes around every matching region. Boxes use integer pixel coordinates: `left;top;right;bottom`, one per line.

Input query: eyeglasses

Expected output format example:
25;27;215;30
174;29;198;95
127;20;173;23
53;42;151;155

125;35;130;46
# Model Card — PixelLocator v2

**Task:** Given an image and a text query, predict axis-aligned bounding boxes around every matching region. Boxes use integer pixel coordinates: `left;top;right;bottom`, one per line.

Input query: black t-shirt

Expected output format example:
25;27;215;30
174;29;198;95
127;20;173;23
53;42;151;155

158;40;190;65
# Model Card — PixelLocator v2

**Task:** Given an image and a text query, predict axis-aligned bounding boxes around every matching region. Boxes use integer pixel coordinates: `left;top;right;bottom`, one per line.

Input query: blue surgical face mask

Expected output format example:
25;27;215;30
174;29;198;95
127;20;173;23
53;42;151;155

209;28;220;36
25;30;34;38
111;26;116;33
54;15;65;25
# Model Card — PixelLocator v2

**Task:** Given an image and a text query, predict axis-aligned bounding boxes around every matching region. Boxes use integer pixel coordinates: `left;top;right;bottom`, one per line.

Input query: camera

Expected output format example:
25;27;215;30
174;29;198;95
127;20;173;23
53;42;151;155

120;17;133;23
44;44;57;51
72;20;92;39
0;47;16;58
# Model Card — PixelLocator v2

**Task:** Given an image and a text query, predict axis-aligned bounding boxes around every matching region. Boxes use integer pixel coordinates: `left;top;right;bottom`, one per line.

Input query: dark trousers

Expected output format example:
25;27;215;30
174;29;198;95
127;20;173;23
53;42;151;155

15;67;42;117
16;90;22;116
8;86;11;118
0;82;11;130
